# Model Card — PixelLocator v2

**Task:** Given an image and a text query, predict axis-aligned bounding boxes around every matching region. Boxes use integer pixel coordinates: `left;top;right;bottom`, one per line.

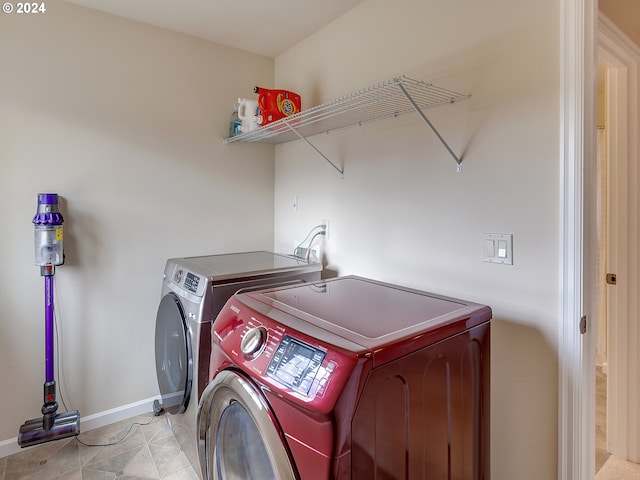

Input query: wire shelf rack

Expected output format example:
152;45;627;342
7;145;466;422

224;75;471;175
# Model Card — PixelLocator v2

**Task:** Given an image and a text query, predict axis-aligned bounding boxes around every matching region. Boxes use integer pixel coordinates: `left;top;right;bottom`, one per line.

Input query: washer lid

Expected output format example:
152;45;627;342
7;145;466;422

244;276;491;351
171;251;321;283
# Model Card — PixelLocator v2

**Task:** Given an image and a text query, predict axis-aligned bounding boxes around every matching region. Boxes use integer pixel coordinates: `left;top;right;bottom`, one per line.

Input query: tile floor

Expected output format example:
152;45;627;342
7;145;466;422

0;414;199;480
0;374;610;479
596;366;610;473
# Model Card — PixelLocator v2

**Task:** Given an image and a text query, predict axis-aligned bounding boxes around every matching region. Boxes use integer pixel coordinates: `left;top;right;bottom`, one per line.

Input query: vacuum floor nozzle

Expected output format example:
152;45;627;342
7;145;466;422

18;410;80;448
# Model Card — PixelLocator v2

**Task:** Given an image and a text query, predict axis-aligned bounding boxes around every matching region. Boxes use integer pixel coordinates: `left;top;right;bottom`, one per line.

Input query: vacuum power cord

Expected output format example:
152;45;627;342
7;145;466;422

75;416;156;447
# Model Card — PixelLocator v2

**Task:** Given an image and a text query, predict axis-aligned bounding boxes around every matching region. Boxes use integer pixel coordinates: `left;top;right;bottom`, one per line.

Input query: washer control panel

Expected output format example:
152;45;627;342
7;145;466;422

173;268;201;294
165;263;207;298
182;271;200;294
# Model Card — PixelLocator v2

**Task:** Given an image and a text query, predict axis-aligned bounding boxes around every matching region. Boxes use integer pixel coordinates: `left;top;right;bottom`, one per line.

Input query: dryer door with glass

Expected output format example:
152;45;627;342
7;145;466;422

197;370;297;480
155;292;193;414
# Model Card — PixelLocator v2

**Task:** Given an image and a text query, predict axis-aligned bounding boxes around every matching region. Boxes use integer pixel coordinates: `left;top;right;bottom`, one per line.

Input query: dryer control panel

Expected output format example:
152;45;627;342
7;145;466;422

267;335;326;396
211;300;358;411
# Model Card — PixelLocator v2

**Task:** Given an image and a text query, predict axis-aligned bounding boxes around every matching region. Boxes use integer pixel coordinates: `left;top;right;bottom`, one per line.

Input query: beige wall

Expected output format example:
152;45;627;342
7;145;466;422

0;0;567;476
274;0;560;478
0;2;274;442
600;0;640;47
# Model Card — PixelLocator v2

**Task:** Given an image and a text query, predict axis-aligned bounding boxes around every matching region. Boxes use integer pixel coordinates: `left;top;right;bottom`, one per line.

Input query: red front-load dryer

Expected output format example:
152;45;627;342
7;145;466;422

197;276;491;480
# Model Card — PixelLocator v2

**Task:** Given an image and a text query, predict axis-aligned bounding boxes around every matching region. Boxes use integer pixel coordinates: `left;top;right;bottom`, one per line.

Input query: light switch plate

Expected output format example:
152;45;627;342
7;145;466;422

483;233;513;265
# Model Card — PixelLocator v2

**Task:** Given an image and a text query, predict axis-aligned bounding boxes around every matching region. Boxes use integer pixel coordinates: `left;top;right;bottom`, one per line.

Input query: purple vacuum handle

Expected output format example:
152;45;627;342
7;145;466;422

33;193;62;385
44;272;55;384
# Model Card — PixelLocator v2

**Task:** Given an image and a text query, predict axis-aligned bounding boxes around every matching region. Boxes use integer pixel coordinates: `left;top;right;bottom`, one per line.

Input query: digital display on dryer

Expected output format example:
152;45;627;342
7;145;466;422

267;335;326;396
184;272;200;293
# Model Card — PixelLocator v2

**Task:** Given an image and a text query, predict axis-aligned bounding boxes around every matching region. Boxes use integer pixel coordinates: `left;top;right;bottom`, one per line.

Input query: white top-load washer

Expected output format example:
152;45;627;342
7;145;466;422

154;251;321;475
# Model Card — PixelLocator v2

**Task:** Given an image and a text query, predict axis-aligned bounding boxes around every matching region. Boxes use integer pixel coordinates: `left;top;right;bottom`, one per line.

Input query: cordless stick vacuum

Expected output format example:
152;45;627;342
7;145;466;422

18;193;80;447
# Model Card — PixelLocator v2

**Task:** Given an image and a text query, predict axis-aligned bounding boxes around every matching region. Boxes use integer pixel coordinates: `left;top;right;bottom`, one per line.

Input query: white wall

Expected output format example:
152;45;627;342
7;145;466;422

0;2;274;442
274;0;560;479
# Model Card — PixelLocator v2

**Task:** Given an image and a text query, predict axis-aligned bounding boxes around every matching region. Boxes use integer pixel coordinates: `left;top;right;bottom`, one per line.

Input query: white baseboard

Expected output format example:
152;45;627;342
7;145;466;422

0;396;160;459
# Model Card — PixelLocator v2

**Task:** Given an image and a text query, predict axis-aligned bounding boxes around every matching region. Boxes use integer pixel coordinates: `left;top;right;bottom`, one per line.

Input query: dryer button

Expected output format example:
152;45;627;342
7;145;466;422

316;376;330;397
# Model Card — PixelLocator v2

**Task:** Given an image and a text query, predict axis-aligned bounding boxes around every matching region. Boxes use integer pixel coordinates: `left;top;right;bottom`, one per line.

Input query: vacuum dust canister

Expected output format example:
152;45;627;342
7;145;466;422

33;193;64;267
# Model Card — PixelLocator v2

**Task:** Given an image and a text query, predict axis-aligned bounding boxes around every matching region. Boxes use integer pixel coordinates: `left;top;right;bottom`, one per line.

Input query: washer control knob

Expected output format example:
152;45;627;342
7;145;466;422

241;327;267;356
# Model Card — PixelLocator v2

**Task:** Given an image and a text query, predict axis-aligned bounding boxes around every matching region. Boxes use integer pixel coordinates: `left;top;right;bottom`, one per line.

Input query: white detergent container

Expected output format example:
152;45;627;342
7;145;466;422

237;97;258;133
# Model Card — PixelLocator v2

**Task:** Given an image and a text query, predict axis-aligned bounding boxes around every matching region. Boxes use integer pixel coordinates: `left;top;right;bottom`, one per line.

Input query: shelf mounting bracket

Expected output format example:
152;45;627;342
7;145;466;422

284;121;344;177
397;83;463;173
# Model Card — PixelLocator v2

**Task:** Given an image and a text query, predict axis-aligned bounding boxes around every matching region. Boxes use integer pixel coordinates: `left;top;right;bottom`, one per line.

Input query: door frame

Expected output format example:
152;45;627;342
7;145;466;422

559;0;597;479
560;2;640;478
598;12;640;462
